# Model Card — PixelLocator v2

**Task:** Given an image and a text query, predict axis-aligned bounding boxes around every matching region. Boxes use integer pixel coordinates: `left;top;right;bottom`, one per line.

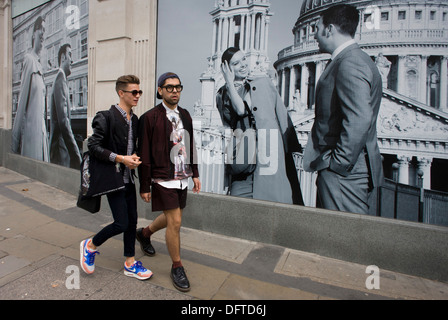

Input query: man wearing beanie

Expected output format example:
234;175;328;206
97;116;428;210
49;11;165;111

137;72;201;292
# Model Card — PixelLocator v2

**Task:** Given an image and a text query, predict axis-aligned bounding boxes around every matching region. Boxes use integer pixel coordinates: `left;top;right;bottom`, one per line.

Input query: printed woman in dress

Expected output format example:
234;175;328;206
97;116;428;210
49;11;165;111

216;47;303;205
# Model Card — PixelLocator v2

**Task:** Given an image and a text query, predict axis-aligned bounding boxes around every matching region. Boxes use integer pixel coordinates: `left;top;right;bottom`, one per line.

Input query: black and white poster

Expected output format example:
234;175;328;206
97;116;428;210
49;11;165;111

11;0;88;169
157;0;448;225
157;0;305;205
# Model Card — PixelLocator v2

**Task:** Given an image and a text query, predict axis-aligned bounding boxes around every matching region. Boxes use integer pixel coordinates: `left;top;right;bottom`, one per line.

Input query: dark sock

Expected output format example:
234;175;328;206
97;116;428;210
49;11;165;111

142;226;154;239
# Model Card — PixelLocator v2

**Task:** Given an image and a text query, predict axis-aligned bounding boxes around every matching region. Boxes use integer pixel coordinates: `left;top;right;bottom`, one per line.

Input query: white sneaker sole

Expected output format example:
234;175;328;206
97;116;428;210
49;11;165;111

124;270;153;281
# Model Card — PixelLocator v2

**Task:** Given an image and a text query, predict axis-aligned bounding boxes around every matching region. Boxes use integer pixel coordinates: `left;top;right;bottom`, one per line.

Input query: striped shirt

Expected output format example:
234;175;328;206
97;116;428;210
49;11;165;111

109;104;134;184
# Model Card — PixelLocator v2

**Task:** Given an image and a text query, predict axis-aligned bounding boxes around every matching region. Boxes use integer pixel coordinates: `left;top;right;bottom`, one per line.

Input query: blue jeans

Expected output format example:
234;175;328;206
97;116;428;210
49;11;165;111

92;183;137;257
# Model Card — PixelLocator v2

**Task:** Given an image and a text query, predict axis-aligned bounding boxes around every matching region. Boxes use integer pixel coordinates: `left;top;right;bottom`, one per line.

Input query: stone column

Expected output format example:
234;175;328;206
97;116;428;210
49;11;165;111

264;17;270;53
228;15;233;48
250;13;256;50
440;56;448;112
87;0;157;135
289;66;296;108
0;0;12;130
223;17;229;50
417;157;432;190
300;63;309;108
238;15;245;50
254;14;260;50
217;18;223;52
245;14;251;51
281;68;287;105
212;19;217;54
260;14;266;52
397;155;411;185
420;55;428;105
397;55;407;96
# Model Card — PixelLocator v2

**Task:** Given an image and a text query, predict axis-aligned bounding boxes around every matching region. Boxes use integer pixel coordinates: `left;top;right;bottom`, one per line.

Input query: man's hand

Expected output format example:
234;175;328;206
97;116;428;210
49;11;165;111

192;178;201;194
140;192;151;203
122;153;142;169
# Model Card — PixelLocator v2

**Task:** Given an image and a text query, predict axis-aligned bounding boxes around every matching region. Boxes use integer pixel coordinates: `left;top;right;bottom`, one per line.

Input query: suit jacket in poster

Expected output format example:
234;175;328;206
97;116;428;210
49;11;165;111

306;43;384;189
49;69;81;168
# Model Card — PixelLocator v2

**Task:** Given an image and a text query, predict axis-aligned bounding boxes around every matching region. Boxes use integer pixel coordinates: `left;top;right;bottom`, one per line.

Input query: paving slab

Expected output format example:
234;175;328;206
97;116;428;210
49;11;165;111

87;272;193;300
0;255;30;278
0;168;31;184
0;208;55;237
138;218;258;265
6;182;77;211
0;256;119;300
24;220;92;249
212;274;324;300
0;234;61;263
274;248;448;300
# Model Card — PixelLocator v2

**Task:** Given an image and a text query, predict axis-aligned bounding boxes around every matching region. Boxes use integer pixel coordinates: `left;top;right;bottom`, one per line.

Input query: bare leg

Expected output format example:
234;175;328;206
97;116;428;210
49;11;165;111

163;207;182;263
149;212;168;233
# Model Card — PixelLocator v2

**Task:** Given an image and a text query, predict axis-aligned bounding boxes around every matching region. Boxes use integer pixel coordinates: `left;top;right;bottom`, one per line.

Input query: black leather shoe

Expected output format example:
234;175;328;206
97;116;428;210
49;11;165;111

136;228;155;256
171;266;190;292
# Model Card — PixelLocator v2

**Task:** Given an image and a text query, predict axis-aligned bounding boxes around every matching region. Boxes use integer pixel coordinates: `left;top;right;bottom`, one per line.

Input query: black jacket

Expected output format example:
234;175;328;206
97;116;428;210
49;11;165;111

87;105;139;172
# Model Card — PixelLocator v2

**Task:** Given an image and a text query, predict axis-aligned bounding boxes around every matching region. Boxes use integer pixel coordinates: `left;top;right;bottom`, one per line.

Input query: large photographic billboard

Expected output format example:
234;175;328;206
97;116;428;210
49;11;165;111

11;0;88;169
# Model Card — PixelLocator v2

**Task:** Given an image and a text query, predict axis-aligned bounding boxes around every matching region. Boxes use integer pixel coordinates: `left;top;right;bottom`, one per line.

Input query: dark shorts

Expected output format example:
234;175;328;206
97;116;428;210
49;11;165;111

151;183;188;212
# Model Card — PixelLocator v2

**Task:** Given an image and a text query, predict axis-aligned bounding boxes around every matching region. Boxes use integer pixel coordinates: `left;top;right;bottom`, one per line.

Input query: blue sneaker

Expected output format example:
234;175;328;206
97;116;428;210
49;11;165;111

80;239;100;274
124;261;153;280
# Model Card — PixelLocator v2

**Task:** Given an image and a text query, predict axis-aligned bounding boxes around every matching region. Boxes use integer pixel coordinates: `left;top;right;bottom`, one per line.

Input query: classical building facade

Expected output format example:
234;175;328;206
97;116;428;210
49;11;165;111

11;0;89;150
196;0;274;129
276;0;448;113
193;0;276;194
1;0;157;138
274;0;448;200
2;0;445;206
193;0;448;204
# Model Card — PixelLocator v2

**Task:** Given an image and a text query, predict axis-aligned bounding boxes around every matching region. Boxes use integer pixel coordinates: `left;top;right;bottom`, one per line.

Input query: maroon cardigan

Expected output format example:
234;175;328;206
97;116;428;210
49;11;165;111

138;103;199;193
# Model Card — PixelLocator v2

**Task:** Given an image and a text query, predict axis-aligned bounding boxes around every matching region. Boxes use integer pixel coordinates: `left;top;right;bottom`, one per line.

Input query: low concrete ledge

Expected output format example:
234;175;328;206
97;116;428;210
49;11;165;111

181;192;448;283
4;152;80;196
1;128;447;283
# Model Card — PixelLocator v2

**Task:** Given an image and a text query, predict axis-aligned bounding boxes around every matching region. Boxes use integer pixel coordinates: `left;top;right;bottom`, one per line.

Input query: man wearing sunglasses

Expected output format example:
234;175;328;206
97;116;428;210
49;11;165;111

80;75;153;281
137;72;201;292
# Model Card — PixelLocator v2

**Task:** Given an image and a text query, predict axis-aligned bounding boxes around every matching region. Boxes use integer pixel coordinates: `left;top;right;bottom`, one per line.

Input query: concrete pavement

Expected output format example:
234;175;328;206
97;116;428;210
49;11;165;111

1;167;447;303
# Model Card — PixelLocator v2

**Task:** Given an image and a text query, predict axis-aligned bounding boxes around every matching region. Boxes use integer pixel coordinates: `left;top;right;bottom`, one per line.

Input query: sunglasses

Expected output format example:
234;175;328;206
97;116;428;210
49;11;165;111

122;90;143;96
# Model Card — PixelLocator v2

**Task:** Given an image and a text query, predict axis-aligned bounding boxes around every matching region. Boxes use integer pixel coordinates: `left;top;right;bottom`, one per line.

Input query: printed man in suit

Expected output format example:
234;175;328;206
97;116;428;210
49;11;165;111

303;4;384;214
49;44;81;168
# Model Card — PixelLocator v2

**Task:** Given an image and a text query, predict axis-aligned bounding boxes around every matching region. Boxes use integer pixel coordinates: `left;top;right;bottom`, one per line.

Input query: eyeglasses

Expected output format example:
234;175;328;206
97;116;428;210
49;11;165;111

161;85;183;93
122;90;143;96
